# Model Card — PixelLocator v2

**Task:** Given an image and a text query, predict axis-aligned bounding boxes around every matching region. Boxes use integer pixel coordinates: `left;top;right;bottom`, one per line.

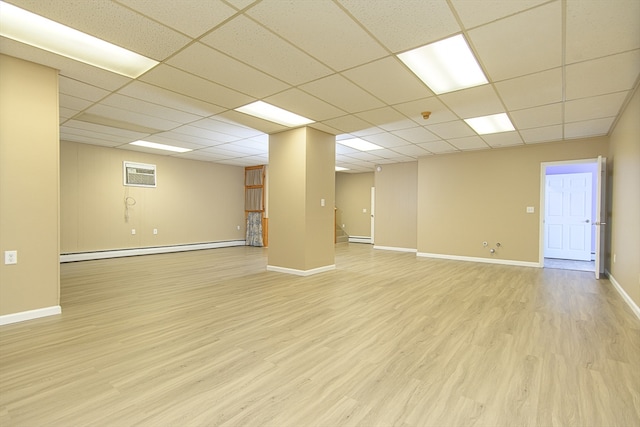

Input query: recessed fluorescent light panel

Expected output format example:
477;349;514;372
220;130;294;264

337;138;383;152
129;141;192;153
235;101;314;127
335;166;349;171
397;34;488;94
0;1;158;78
464;113;515;135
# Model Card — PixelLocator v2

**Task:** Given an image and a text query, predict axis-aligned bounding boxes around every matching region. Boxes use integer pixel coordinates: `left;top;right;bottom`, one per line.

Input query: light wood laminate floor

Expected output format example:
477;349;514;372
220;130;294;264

1;244;639;426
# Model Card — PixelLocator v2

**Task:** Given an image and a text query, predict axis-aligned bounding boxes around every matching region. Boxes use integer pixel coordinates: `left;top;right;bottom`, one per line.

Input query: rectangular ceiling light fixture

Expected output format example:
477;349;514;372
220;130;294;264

397;34;488;94
464;113;515;135
0;1;158;78
335;166;349;171
129;140;192;153
235;101;314;127
337;138;383;152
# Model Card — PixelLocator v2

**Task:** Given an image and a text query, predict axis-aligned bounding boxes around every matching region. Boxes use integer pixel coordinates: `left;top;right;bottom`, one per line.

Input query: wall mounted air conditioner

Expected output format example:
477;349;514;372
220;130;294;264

123;161;156;187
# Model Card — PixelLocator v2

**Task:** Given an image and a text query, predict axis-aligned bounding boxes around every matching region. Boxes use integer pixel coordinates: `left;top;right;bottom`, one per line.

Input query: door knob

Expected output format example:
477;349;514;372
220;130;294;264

585;219;590;223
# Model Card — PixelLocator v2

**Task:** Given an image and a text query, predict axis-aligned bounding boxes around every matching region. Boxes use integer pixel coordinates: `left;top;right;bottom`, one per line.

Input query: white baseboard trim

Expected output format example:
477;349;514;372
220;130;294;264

606;271;640;321
0;305;61;326
416;252;540;268
373;246;417;253
60;240;247;262
349;236;372;244
266;264;336;276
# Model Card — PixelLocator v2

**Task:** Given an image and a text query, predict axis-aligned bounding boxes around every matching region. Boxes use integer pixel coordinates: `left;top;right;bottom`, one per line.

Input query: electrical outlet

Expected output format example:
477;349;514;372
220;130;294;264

237;225;240;230
153;228;158;235
131;229;136;235
4;250;17;265
613;253;616;263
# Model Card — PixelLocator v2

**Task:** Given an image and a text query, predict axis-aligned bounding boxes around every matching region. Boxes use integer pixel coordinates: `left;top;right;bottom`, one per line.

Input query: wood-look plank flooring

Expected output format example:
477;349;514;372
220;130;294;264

1;244;639;426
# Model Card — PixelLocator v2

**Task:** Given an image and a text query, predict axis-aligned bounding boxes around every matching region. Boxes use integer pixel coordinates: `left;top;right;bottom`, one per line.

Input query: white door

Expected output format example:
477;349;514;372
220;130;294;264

370;187;375;244
595;156;607;278
544;172;592;261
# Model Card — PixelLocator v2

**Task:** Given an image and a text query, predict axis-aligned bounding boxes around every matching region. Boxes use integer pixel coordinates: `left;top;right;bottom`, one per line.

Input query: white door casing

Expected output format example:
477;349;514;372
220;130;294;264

595;156;607;278
544;172;592;261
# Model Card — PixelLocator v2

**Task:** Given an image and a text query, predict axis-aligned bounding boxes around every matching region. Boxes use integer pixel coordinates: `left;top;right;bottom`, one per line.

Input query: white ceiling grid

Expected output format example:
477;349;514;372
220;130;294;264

1;0;638;172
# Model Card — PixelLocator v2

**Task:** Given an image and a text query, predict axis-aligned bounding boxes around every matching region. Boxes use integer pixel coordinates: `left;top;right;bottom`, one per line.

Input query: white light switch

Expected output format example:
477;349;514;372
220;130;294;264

321;198;325;207
362;208;367;213
526;207;535;213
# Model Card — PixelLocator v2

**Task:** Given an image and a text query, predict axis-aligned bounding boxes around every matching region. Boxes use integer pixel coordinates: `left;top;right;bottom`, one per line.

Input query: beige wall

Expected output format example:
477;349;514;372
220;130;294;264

608;86;640;306
0;55;60;316
374;162;418;249
268;127;335;271
417;138;609;262
335;172;374;238
61;141;245;253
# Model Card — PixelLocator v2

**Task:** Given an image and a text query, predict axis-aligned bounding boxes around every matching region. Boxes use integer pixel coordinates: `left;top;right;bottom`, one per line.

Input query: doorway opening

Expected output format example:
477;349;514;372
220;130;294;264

539;158;606;275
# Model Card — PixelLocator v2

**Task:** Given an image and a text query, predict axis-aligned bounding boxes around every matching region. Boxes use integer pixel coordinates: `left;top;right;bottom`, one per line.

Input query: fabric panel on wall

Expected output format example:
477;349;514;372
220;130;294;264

246;212;263;247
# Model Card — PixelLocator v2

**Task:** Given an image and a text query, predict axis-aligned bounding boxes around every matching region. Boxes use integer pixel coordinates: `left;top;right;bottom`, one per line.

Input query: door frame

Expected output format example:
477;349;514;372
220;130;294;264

538;158;599;267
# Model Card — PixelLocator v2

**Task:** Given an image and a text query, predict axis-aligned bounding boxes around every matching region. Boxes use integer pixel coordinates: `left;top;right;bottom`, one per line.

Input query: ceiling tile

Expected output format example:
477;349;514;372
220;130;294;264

63;119;149;140
565;50;640;100
390;144;432;157
439;84;504;118
116;0;237;38
356;107;408;128
264;88;346;122
323;115;377;133
201;15;332;85
343;57;433;105
450;0;549;29
247;0;387;71
300;74;385;113
494;68;562;110
564;92;629;123
349;127;385;137
564;117;615;139
59;94;94;112
448;136;490;151
118;82;225;117
481;131;524;148
215;110;288;134
418;141;458;154
84;104;181;131
426;121;475;139
60;132;122;148
60;124;136;144
142;135;208;150
391;126;440;144
100;94;202;124
378;118;424;132
309;122;342;135
510;103;562;130
338;0;460;52
363;132;410;148
468;1;562;81
392;98;456;125
521;125;563;144
10;0;190;60
566;0;640;64
191;117;262;139
59;76;110;101
167;42;288;99
140;64;252;108
155;128;230;146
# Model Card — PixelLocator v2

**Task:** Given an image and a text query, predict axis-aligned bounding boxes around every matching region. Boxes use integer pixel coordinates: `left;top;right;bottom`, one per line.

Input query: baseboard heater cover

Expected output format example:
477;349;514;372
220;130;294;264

60;240;246;262
349;236;372;244
416;252;540;268
0;305;61;326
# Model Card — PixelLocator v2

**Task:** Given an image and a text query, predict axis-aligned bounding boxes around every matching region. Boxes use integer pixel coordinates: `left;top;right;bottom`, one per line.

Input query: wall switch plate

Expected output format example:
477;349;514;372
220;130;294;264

4;250;17;265
237;225;240;230
526;206;535;213
153;228;158;235
320;198;325;207
131;229;136;235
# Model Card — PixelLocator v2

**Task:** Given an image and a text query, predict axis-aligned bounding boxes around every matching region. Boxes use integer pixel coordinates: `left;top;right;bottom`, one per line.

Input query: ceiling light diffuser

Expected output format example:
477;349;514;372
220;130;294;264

397;34;488;94
235;101;314;127
464;113;515;135
0;1;158;78
337;138;383;152
335;166;349;171
129;141;192;153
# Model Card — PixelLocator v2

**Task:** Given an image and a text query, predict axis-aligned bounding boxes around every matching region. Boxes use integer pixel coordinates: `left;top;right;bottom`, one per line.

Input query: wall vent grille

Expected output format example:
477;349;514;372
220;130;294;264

123;161;156;187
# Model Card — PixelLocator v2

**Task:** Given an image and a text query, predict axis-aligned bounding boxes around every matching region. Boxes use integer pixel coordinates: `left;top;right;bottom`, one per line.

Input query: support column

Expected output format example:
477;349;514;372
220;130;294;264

267;127;335;275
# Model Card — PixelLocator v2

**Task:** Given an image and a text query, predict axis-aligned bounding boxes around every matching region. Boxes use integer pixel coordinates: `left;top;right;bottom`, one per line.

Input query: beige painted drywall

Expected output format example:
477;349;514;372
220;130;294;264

374;162;418;249
0;55;60;316
335;172;374;238
608;86;640;307
417;137;609;262
268;127;335;271
60;141;245;253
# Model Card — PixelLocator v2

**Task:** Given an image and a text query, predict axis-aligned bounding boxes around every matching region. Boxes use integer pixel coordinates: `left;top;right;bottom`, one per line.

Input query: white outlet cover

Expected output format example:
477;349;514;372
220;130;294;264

4;250;17;265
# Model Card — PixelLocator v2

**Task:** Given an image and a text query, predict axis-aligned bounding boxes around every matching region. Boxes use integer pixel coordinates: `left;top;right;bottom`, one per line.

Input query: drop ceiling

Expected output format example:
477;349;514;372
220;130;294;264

1;0;638;172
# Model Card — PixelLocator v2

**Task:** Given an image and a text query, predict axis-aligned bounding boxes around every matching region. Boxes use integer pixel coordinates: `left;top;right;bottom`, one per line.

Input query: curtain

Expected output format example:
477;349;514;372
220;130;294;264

246;212;263;247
